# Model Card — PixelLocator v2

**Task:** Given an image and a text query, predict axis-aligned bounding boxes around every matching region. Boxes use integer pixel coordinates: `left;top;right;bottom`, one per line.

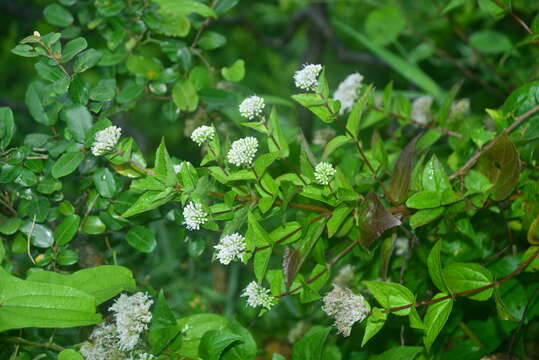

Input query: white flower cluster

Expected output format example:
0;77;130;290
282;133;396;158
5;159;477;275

394;237;409;256
294;64;323;91
109;292;154;351
80;293;154;360
333;264;355;287
191;125;215;146
314;162;336;185
242;281;274;310
91;126;122;156
183;201;208;231
333;73;364;114
449;98;470;119
239;96;265;120
214;233;246;265
227;137;258;167
322;285;369;336
411;96;433;125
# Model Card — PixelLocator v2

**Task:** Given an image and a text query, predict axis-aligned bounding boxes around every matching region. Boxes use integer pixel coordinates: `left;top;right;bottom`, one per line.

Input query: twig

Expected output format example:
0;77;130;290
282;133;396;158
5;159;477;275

26;215;37;265
488;0;539;46
449;103;539;179
4;337;65;352
383;247;539;313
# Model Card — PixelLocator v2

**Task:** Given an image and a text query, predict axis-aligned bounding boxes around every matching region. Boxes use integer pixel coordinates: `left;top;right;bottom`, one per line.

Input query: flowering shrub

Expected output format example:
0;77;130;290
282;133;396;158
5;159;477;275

1;0;539;359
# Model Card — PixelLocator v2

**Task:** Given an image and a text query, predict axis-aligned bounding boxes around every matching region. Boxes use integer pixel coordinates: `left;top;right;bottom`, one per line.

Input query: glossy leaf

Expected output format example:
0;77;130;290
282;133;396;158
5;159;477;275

126;225;157;253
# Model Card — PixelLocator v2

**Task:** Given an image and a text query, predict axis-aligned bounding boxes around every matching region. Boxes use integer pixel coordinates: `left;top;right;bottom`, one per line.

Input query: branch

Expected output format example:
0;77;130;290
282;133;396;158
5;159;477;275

488;0;539;46
449;103;539;180
383;247;539;314
4;337;65;352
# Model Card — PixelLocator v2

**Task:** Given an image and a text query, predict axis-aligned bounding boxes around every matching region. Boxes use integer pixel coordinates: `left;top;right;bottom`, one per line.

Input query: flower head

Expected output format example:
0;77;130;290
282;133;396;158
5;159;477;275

314;162;336;185
294;64;323;91
411;96;433;125
227;137;258;167
394;237;409;256
239;96;265;120
33;31;41;37
242;281;274;310
109;292;153;351
333;73;364;114
214;233;246;265
80;323;123;360
449;98;470;119
191;125;215;146
91;126;121;156
183;201;208;231
322;285;369;336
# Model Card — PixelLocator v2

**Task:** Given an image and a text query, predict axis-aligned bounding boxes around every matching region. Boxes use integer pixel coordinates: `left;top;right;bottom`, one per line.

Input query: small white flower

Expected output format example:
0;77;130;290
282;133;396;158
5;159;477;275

91;126;121;156
333;264;355;287
333;73;364;114
227;137;258;167
411;96;433;125
294;64;323;91
322;285;369;336
239;96;265;120
80;323;122;360
314;162;336;185
173;163;183;174
109;292;153;351
449;98;470;119
242;281;274;310
394;237;409;256
191;125;215;146
214;233;246;265
183;201;208;231
132;353;155;360
33;31;41;37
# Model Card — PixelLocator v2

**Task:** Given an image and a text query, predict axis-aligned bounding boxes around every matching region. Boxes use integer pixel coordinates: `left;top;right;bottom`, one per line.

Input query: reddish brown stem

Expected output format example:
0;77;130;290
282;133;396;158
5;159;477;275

383;247;539;313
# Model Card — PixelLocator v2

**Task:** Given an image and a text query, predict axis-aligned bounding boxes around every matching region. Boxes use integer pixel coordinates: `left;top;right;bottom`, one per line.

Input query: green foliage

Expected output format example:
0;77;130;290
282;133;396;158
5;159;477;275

1;0;539;359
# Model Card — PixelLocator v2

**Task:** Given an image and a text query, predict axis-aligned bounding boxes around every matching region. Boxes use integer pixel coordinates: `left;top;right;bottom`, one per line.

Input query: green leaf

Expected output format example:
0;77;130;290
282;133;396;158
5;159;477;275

362;307;387;346
90;79;116;102
174;314;230;358
363;281;415;316
470;30;513;54
0;217;21;235
247;212;272;247
477;134;520;201
528;215;539;244
172;79;198;111
0;107;15;148
334;21;442;99
322;135;351;159
423;294;453;352
292;93;335;123
409;207;444;229
126;225;157;253
365;6;406;45
327;204;354;238
81;215;106;235
20;221;54;248
52;151;85;178
126;55;163;79
442;262;493;300
53;215;81;245
27;265;135;305
345;84;373;138
522;246;539;272
254;247;272;283
122;189;176;217
61;37;88;62
43;4;73;27
292;326;331;360
155;138;178;186
0;268;101;331
61;104;93;143
11;44;38;57
422;155;451;193
149;290;182;353
372;346;423;360
267;106;289;157
200;330;243;360
153;0;217;18
443;0;470;13
57;249;79;266
427;240;448;293
25;82;53;125
198;31;227;50
117;80;145;104
406;190;460;209
73;49;103;73
58;349;83;360
222;59;245;82
93;167;116;198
